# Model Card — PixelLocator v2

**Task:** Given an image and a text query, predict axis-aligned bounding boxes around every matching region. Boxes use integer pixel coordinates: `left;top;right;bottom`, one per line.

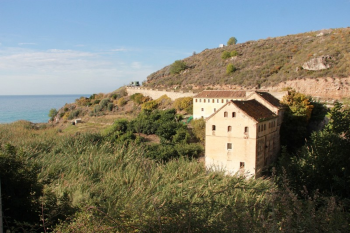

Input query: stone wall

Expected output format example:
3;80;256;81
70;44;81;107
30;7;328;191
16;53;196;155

126;87;196;100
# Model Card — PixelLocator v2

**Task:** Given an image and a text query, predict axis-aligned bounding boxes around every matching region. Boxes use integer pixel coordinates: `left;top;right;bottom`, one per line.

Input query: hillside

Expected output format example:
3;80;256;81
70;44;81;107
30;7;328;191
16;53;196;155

145;28;350;99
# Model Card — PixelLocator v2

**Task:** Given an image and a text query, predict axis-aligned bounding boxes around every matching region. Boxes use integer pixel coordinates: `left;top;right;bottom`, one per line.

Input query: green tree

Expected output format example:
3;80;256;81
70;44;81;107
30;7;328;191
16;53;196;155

325;101;350;139
279;104;350;198
280;89;314;151
48;108;58;121
227;37;237;45
170;60;187;74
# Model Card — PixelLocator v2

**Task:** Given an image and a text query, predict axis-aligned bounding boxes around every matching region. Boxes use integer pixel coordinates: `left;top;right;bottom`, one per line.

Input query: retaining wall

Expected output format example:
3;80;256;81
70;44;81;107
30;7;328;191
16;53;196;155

126;87;196;100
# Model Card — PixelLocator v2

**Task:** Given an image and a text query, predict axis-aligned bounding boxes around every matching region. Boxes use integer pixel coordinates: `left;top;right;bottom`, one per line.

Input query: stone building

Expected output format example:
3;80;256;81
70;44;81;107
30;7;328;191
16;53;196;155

193;90;246;119
205;99;280;177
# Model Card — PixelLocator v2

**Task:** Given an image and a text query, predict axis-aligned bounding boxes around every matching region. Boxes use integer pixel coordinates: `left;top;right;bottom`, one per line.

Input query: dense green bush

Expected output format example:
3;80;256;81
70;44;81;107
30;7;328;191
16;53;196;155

99;98;110;109
48;108;58;121
226;64;237;74
227;36;237;45
68;109;81;120
170;60;187;74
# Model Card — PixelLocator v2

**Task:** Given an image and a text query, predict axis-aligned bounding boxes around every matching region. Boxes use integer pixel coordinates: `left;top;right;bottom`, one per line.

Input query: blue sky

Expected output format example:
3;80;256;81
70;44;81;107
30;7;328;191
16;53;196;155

0;0;349;95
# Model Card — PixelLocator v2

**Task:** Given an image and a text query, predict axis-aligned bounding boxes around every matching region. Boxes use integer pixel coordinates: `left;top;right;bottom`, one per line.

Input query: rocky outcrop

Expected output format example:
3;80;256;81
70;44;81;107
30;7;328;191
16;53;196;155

302;55;332;71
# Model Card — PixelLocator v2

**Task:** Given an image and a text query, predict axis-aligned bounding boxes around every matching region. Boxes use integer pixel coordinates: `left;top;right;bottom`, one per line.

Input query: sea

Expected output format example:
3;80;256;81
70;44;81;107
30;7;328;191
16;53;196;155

0;95;90;124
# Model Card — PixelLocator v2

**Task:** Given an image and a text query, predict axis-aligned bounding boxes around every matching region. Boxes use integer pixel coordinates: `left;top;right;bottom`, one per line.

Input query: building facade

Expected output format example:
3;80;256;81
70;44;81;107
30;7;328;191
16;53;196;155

205;99;280;177
193;90;246;119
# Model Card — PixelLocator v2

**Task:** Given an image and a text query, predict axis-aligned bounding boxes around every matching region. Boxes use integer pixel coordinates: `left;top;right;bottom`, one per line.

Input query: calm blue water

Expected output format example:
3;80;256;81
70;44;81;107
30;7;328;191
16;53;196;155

0;95;90;124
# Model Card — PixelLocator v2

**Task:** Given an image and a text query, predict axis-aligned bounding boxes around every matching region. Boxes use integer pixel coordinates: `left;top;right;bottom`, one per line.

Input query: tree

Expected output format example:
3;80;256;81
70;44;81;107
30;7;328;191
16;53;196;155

325;101;350;139
280;89;314;151
279;103;350;198
227;37;237;45
48;108;58;121
169;60;187;74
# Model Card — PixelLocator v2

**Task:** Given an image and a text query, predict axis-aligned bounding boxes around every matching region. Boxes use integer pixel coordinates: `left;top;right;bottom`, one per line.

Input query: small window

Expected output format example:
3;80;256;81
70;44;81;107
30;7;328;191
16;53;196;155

214;108;216;112
264;124;266;130
217;99;219;103
195;99;198;102
199;99;202;103
226;99;229;103
258;125;261;132
201;108;204;111
221;99;224;103
227;143;232;150
240;162;245;168
204;99;206;103
232;112;236;117
212;99;214;103
228;126;232;132
212;125;216;131
224;111;228;117
244;127;249;133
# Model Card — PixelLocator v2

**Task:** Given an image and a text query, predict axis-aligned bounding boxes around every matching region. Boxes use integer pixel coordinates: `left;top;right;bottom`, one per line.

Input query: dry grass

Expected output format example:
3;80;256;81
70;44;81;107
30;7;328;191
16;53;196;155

145;28;350;90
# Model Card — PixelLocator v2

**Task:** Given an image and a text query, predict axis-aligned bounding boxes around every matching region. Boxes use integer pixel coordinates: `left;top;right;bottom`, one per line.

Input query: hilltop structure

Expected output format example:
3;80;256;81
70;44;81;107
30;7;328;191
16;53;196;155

193;90;284;177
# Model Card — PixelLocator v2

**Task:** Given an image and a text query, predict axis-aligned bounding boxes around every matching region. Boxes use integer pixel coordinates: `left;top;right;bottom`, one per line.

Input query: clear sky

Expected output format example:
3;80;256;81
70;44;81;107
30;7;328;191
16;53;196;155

0;0;349;95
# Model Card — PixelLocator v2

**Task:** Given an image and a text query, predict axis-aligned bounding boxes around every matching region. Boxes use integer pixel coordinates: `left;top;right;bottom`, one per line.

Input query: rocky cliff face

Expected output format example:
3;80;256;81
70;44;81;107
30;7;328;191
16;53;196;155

267;77;350;100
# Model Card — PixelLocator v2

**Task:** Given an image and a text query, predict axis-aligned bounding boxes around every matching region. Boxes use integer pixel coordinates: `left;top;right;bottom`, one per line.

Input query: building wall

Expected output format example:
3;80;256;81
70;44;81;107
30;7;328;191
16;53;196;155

205;103;259;176
126;87;196;101
193;97;244;119
205;102;279;177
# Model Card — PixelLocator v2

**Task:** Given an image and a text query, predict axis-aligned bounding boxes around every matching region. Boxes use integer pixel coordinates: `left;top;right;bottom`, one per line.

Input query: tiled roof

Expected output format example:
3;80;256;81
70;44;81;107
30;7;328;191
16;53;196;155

232;100;276;121
255;92;282;108
194;90;246;98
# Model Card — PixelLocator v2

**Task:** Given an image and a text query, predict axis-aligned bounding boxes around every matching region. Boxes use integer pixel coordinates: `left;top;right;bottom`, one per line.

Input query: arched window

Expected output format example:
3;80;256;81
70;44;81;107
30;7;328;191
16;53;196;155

224;111;228;117
228;126;232;132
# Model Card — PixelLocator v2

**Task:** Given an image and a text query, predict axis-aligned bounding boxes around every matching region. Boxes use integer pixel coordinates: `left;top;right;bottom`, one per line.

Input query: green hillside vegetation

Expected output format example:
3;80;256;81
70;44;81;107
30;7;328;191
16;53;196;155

145;28;350;90
1;118;349;232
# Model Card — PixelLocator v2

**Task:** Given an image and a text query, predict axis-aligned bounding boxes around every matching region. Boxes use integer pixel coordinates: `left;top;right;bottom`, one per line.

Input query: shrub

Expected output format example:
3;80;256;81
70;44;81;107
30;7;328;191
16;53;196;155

227;37;237;45
93;99;101;105
173;97;193;112
226;64;236;74
142;100;158;111
190;118;205;142
68;109;81;120
107;103;114;111
175;143;203;158
230;50;238;56
117;97;127;107
170;60;187;74
48;108;58;121
221;51;231;59
100;98;110;109
93;105;102;113
130;93;150;105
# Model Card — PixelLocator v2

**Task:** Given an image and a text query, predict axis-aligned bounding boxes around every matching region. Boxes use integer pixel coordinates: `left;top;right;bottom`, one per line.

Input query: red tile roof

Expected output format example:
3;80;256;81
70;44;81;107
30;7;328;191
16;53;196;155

255;92;282;108
232;100;276;121
194;90;246;98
